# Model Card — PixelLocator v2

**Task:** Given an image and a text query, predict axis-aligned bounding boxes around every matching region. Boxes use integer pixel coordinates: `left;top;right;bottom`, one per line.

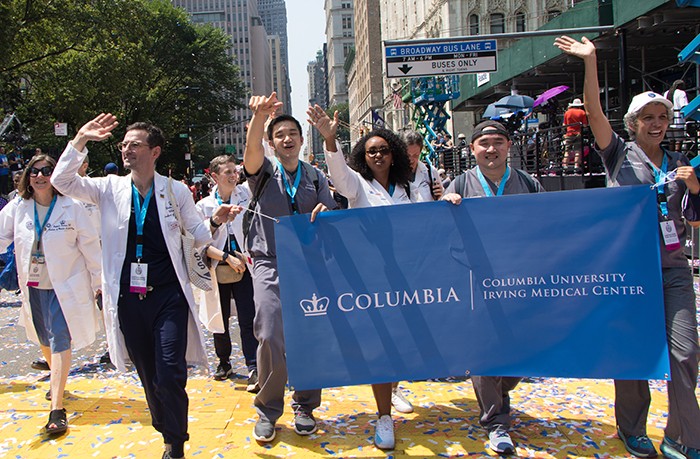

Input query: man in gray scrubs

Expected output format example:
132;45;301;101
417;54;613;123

243;92;337;443
443;120;543;455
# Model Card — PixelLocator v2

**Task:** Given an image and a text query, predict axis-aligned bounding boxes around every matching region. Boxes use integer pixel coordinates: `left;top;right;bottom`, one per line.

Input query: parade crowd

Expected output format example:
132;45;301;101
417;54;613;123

0;36;698;459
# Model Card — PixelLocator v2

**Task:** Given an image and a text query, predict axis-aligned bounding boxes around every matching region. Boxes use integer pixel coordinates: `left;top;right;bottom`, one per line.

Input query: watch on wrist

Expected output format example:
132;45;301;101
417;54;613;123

221;251;229;262
210;216;222;228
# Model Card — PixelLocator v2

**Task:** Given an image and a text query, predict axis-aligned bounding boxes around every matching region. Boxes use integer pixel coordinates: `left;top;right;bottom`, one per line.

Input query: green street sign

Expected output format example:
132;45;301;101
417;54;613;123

225;145;236;154
179;133;189;138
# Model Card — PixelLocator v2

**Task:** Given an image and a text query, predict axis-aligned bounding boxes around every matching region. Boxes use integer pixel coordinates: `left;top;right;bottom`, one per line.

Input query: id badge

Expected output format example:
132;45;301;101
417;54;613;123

130;262;148;294
660;220;681;251
27;254;45;287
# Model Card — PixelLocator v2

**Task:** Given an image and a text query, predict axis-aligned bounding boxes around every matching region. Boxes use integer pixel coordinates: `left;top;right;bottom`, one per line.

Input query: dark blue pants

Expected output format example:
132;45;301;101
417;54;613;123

214;269;258;370
118;282;189;457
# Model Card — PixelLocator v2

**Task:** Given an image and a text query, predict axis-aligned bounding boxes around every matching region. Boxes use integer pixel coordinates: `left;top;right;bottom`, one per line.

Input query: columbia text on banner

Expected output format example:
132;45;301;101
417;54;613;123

275;186;669;391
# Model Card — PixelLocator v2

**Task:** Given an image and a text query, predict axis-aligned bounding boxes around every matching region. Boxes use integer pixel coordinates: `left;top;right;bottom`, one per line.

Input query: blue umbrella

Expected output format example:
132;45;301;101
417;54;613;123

494;94;535;110
482;103;513;119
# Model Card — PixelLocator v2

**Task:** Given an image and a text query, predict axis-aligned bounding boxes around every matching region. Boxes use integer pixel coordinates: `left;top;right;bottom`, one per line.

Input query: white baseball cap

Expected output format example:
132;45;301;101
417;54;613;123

626;92;673;118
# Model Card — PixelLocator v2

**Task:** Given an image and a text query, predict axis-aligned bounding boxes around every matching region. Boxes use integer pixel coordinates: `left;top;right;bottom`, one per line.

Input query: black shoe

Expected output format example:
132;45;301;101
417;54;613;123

99;351;112;364
253;417;276;442
293;410;318;435
246;368;260;393
45;408;67;435
31;359;50;371
213;363;233;381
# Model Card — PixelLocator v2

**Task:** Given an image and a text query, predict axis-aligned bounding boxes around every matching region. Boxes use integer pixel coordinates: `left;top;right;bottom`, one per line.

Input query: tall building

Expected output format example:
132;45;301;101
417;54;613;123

257;0;293;115
172;0;273;159
347;0;383;142
307;48;329;165
324;0;354;107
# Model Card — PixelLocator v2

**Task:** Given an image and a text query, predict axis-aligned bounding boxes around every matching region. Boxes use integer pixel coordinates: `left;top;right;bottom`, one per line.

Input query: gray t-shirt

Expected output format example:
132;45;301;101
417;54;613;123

245;157;336;258
444;167;544;198
598;132;700;268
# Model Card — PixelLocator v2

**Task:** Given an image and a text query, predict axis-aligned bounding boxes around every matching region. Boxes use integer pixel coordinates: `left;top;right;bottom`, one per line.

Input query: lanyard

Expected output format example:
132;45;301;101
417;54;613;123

33;195;57;251
131;183;154;260
650;154;669;218
274;158;301;214
476;166;510;197
388;183;396;196
214;191;237;252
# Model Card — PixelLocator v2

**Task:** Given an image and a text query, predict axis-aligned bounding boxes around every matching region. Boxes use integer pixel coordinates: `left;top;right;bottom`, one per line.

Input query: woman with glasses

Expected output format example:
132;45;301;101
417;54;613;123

0;154;102;435
555;35;700;459
307;105;413;451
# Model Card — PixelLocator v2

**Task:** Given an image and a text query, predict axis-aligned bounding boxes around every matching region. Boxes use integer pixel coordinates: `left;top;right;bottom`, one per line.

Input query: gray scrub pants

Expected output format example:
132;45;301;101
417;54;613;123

472;376;521;431
251;256;321;423
614;267;700;448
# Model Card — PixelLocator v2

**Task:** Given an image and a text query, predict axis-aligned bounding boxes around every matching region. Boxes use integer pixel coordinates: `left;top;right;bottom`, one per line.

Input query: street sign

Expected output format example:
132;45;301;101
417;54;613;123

179;133;189;138
54;122;68;136
384;39;497;78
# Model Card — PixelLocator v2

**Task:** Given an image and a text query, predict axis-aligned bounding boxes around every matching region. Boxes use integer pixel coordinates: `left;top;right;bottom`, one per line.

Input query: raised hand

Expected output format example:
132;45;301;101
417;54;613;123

554;35;596;60
72;113;119;151
307;105;339;142
249;92;283;118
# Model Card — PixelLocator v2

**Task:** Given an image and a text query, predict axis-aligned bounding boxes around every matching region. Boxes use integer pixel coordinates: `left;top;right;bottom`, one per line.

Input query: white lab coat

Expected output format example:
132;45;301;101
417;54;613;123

409;161;442;202
325;140;411;208
194;184;251;333
51;143;215;371
0;195;102;350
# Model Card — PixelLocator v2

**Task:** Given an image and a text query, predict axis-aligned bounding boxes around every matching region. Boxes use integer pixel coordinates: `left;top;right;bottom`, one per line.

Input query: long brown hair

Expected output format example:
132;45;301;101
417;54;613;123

18;154;62;200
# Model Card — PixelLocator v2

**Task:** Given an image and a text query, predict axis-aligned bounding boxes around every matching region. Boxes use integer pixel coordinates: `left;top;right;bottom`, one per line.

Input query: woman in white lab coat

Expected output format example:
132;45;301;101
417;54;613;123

0;154;102;435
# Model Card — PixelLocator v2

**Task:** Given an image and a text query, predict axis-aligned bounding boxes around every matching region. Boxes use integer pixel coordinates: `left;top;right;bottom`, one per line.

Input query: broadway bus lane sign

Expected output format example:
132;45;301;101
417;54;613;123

384;39;497;78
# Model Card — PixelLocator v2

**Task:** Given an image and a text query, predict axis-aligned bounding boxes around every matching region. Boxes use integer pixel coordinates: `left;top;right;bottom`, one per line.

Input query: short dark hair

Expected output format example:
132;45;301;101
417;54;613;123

125;122;165;148
19;154;62;200
349;128;412;187
266;114;302;140
209;155;237;174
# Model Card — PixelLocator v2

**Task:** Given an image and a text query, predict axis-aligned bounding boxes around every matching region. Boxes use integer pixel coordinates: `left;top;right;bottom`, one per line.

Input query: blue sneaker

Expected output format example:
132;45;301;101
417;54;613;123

660;436;700;459
617;426;658;458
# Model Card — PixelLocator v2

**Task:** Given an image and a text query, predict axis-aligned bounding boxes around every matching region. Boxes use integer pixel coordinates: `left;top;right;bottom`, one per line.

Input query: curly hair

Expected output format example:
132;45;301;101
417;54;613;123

349;129;412;187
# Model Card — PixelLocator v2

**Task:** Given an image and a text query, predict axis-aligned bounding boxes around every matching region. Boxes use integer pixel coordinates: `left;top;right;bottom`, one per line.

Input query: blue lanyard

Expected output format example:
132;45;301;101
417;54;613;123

214;191;237;252
33;195;57;250
131;183;154;260
388;183;396;196
274;159;301;214
476;166;510;197
651;155;669;218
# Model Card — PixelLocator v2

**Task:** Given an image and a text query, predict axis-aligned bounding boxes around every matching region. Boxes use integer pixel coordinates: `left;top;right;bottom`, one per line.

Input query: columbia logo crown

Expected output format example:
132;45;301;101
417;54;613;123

299;293;329;316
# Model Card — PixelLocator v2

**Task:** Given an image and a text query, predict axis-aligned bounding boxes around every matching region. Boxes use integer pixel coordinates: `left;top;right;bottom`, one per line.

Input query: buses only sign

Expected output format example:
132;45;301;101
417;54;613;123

384;39;497;78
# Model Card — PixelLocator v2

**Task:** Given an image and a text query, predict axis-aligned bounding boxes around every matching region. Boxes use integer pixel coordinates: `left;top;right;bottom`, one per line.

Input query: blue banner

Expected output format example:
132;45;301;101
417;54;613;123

275;186;670;390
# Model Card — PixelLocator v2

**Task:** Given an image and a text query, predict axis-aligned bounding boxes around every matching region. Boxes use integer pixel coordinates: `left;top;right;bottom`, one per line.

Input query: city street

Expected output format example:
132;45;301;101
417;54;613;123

0;289;694;458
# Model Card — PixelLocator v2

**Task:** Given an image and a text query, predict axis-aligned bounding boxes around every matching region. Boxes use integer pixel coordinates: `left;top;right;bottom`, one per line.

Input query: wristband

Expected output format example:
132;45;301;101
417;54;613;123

210;216;222;228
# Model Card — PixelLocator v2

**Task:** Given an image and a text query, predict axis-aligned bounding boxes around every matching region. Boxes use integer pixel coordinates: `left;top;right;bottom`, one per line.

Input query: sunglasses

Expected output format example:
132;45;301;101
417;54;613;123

29;166;54;177
366;146;392;157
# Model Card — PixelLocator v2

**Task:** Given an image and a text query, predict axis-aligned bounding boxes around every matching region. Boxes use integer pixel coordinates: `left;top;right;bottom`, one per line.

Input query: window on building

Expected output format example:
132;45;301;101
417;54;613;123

469;14;479;35
341;2;351;8
547;9;561;21
342;14;353;31
515;11;526;32
490;13;505;34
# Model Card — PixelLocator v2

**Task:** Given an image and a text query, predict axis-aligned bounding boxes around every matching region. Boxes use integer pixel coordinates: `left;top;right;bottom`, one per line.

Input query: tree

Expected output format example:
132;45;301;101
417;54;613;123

0;0;246;174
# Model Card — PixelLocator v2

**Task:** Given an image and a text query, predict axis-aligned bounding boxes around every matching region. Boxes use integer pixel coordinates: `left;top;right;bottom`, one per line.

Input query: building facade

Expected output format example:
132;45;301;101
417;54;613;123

172;0;273;159
324;0;355;107
347;0;384;142
307;48;329;164
257;0;293;114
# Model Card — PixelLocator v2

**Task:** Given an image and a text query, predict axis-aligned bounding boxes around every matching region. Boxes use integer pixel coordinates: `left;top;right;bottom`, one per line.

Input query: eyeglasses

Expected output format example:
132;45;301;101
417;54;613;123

117;141;150;151
29;166;54;177
365;146;392;157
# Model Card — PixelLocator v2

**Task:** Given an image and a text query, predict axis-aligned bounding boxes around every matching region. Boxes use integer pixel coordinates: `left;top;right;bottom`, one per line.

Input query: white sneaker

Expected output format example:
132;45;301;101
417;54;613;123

488;425;515;454
391;386;414;413
374;414;395;450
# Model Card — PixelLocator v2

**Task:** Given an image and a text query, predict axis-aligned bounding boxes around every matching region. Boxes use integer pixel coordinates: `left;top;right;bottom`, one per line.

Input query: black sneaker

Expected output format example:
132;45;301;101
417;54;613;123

213;363;233;381
293;410;318;435
660;436;700;459
617;426;658;458
253;417;276;443
246;368;260;393
31;359;50;371
99;351;112;365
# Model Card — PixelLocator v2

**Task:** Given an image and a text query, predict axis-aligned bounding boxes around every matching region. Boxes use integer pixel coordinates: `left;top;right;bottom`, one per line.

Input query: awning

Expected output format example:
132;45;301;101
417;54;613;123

682;95;700;121
679;33;700;64
676;0;700;7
